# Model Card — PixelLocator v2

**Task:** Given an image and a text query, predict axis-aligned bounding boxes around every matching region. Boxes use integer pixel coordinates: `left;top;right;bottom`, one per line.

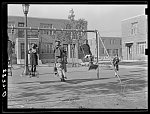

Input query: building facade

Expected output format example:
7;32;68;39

121;15;147;60
88;37;122;60
8;16;87;64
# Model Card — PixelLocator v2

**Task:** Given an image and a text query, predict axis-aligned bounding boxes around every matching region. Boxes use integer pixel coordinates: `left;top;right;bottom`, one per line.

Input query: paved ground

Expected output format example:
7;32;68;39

8;61;148;109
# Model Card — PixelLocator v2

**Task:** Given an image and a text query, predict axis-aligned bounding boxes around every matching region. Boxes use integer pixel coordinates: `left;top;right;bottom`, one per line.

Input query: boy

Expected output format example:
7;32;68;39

113;54;120;76
53;40;67;81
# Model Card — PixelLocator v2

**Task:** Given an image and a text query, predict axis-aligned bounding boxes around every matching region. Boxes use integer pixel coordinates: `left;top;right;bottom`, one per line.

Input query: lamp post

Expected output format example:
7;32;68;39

22;4;30;76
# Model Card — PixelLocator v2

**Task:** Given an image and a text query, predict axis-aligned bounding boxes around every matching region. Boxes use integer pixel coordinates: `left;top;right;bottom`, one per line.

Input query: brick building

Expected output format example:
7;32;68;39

8;16;87;64
88;37;122;60
121;15;147;60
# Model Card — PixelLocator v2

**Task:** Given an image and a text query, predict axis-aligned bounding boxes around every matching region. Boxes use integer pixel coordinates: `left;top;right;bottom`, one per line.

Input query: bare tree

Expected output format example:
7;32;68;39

76;19;87;45
54;19;87;45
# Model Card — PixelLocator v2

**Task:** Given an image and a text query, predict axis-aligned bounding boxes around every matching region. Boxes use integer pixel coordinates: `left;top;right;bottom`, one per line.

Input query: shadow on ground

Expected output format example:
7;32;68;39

14;74;147;103
8;64;147;108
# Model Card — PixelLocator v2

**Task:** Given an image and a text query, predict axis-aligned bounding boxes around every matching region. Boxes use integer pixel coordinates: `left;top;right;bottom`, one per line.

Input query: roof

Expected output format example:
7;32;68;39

8;15;80;23
101;37;121;39
121;14;146;22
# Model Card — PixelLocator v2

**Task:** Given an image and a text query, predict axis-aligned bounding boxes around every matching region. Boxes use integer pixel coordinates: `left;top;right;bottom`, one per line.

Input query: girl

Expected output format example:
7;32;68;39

29;43;38;77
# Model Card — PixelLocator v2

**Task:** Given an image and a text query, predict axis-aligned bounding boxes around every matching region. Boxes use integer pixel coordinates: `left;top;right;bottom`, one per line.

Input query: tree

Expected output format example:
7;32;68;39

76;19;87;45
54;19;87;45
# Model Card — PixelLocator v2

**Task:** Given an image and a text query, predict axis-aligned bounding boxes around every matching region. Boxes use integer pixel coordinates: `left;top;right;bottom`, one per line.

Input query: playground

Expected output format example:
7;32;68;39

8;61;147;109
7;23;148;110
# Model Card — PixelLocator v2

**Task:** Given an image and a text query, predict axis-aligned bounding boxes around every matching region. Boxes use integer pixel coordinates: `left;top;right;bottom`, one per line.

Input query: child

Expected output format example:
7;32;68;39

81;39;98;70
29;43;38;77
113;54;120;76
53;40;67;81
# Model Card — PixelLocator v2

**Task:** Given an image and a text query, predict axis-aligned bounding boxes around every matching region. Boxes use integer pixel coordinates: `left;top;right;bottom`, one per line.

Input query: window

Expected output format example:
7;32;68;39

18;22;24;38
65;24;72;39
102;39;105;44
47;44;49;53
63;44;68;56
18;22;24;27
27;30;38;38
120;48;122;56
70;44;75;58
8;22;15;33
75;24;84;37
20;43;25;59
40;23;53;35
66;24;71;29
112;49;118;56
107;49;112;55
120;39;122;45
49;24;53;35
136;42;146;54
41;43;53;53
110;39;113;45
129;47;132;54
89;40;92;46
131;22;138;35
101;48;104;54
113;39;115;44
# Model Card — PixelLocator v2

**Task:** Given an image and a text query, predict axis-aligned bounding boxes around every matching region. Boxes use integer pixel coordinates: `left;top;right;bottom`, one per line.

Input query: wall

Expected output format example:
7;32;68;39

88;37;122;60
8;16;88;64
121;15;147;60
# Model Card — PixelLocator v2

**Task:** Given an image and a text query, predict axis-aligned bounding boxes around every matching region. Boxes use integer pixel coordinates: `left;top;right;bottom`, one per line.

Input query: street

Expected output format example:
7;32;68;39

8;62;148;109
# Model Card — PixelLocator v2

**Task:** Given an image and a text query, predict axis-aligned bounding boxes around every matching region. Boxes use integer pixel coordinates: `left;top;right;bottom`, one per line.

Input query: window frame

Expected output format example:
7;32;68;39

131;22;138;36
18;22;25;38
20;43;25;59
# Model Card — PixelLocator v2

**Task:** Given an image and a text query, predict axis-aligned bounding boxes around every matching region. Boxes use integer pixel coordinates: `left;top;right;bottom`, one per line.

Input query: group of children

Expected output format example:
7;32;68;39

28;39;120;81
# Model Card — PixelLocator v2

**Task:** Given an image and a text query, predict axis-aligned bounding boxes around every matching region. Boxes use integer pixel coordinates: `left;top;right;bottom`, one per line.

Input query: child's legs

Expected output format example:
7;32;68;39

114;64;117;75
62;69;66;78
57;68;63;77
33;65;36;72
63;63;67;72
116;65;119;74
31;65;34;72
116;65;119;71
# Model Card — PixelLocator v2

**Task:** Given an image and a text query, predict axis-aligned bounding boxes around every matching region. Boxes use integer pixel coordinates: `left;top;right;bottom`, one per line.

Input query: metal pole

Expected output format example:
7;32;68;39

96;31;99;79
8;26;97;33
11;29;14;70
71;32;74;67
22;13;29;75
97;31;121;83
76;37;79;67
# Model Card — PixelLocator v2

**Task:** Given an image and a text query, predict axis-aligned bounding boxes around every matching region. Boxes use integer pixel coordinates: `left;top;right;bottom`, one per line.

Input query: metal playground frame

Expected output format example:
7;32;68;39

8;26;121;83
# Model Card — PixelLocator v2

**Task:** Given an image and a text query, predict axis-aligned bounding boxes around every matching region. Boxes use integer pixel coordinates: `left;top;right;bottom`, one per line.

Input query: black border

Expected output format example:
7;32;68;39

1;2;8;113
1;1;149;113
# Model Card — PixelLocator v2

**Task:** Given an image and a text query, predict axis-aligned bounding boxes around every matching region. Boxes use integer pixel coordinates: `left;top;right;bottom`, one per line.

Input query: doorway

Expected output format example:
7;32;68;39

126;43;133;60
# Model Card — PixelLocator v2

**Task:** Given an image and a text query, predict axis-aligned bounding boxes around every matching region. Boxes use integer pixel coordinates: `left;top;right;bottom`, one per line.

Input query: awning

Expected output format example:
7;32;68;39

125;42;133;47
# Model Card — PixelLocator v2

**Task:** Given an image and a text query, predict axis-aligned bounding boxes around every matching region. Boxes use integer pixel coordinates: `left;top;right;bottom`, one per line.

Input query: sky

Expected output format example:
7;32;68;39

8;4;147;38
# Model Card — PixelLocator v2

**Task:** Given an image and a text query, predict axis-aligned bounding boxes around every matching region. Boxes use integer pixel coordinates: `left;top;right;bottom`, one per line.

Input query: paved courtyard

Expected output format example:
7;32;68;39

7;61;148;109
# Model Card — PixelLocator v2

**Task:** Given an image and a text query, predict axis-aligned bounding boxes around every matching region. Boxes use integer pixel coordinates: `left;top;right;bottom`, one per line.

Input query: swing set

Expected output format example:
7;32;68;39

8;25;122;83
